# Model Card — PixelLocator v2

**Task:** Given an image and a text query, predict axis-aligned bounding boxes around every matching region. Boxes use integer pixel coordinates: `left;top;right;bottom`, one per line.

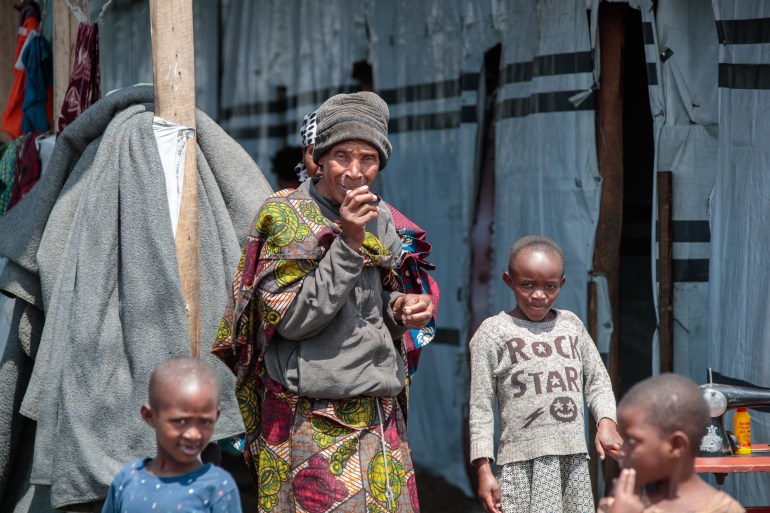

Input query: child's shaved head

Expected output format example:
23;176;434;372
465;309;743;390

620;373;709;453
148;357;220;409
508;235;564;275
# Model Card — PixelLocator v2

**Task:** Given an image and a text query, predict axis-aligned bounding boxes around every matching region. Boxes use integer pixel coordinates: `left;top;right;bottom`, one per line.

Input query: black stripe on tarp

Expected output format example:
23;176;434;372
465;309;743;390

291;85;360;110
641;22;655;45
369;72;481;106
657;258;709;282
655;220;711;243
719;63;770;90
716;18;770;45
220;98;287;121
673;220;711;243
646;62;659;86
461;105;477;123
379;78;461;104
711;371;770;413
224;122;293;140
434;328;460;346
502;51;593;84
228;109;468;139
388;111;462;134
461;72;480;91
498;90;595;119
221;84;361;122
222;74;481;123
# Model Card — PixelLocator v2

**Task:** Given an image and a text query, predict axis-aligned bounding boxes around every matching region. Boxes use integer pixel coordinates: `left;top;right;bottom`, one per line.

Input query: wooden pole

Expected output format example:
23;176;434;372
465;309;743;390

54;0;84;133
657;171;674;373
150;0;200;357
592;1;625;496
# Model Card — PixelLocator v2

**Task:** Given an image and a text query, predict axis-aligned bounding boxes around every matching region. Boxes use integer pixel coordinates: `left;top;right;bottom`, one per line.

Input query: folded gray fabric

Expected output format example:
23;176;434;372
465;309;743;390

0;85;272;511
312;91;392;168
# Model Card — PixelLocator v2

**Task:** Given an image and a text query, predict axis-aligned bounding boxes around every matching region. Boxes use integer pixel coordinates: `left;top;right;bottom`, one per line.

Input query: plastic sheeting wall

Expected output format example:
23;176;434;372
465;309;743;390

218;0;370;191
97;0;220;117
216;0;605;495
708;0;770;507
91;0;606;495
634;0;718;382
633;0;770;506
492;0;601;327
366;1;494;494
50;0;770;505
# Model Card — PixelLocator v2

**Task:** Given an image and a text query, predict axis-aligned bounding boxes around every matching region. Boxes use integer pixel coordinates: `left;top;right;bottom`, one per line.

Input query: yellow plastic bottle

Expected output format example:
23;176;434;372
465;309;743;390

734;407;752;455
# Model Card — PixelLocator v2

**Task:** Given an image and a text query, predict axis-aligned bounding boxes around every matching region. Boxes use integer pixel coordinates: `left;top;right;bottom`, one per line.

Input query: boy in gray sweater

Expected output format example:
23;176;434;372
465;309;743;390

469;235;623;513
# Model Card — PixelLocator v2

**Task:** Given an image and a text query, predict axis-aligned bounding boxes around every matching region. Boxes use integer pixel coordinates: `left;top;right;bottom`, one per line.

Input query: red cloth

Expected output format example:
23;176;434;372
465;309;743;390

1;17;40;140
386;204;440;374
57;23;101;134
8;130;46;209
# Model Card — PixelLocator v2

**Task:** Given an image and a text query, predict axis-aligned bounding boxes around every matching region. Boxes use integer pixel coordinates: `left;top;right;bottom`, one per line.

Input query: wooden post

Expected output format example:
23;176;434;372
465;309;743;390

657;171;674;373
592;1;625;496
54;0;84;133
150;0;200;357
0;1;18;143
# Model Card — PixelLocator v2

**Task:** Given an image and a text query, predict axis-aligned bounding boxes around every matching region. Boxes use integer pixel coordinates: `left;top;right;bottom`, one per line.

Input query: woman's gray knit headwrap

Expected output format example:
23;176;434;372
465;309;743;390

312;91;392;169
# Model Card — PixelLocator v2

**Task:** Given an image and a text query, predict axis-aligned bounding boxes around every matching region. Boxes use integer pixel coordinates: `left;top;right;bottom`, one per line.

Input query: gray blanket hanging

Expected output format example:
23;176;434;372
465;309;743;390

0;85;272;511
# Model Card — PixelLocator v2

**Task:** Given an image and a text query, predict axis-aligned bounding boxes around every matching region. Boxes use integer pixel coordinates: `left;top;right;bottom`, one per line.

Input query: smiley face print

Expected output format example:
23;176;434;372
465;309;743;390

549;396;578;423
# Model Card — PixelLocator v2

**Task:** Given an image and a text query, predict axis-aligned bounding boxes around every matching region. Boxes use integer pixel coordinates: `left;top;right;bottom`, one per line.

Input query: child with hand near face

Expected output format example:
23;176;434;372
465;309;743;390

101;358;242;513
599;374;744;513
469;235;622;513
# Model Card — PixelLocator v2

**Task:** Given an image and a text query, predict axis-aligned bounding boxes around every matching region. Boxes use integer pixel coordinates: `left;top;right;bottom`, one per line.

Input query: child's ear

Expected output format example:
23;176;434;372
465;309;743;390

140;403;156;427
561;274;566;287
502;271;514;288
668;431;689;458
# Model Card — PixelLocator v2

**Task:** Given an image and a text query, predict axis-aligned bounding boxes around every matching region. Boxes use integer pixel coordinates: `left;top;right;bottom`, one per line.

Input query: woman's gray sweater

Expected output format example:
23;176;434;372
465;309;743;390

263;180;408;399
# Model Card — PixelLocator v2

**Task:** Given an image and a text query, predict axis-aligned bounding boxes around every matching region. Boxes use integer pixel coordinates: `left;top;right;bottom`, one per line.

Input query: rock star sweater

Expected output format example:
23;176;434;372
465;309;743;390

469;309;617;465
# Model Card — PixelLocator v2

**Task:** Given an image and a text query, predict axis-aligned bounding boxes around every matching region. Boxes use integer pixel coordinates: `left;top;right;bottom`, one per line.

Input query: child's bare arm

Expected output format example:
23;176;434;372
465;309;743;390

468;329;497;469
596;417;623;461
475;458;502;513
579;323;620;453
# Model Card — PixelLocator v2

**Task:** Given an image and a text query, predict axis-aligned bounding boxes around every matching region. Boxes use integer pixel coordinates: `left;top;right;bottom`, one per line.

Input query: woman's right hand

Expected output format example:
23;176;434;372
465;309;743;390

475;459;502;513
339;185;379;250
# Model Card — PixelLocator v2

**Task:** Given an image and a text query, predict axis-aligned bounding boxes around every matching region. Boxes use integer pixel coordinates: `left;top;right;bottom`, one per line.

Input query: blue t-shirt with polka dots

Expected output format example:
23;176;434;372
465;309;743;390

101;458;242;513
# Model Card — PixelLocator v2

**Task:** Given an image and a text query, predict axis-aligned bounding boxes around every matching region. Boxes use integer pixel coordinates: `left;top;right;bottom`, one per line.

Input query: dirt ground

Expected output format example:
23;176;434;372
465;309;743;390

221;452;484;513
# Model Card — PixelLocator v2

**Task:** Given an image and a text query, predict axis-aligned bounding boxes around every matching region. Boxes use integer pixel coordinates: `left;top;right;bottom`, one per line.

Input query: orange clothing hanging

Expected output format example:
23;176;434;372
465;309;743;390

1;16;40;140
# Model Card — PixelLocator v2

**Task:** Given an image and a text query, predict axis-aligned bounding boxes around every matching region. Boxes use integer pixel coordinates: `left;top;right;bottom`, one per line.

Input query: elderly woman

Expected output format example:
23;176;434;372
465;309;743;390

213;92;434;513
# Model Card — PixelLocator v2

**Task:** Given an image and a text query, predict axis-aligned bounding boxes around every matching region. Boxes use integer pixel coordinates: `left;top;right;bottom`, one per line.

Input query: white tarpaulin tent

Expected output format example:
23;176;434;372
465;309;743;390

6;0;770;507
217;0;610;496
708;0;770;506
634;0;770;506
94;0;609;497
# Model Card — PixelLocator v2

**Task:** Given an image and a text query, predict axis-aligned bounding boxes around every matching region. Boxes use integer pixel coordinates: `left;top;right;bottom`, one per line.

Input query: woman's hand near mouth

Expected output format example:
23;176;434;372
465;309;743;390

339;185;379;250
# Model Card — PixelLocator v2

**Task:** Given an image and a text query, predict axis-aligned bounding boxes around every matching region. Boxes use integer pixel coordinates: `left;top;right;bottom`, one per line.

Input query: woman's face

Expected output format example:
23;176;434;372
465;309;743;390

315;140;380;204
304;144;320;178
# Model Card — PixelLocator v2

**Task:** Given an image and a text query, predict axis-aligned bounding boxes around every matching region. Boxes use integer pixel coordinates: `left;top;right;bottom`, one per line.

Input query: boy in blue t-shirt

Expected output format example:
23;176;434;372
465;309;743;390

102;357;242;513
